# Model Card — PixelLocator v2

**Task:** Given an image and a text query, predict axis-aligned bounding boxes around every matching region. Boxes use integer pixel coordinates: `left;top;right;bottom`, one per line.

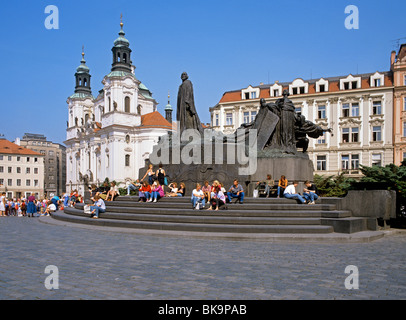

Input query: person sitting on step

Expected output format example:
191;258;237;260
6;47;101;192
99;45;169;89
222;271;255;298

90;194;106;219
227;179;244;204
149;181;164;203
303;180;319;204
283;181;306;204
191;183;205;209
138;181;151;202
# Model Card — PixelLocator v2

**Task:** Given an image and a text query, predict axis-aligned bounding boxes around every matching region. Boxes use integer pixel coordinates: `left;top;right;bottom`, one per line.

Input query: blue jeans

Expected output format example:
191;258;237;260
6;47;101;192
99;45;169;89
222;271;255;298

284;193;306;204
140;192;151;201
127;184;138;195
277;186;285;197
191;196;205;208
303;192;319;202
90;206;106;218
227;192;244;203
151;192;161;201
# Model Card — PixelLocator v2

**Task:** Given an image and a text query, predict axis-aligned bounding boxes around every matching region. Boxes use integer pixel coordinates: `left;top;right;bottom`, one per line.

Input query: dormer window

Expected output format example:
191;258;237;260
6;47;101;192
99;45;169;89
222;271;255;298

241;86;260;100
289;79;308;95
270;82;283;97
316;78;329;93
370;72;384;87
340;75;361;90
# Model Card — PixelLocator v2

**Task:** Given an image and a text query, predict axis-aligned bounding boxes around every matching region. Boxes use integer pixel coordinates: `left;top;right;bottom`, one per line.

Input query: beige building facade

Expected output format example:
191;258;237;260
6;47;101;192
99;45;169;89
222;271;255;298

0;139;45;199
391;44;406;165
210;67;395;178
18;133;66;196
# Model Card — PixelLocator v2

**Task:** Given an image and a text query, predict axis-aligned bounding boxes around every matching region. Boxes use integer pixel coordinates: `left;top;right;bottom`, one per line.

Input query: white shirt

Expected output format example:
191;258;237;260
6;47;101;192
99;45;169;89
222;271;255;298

192;189;204;198
95;199;106;210
284;184;297;195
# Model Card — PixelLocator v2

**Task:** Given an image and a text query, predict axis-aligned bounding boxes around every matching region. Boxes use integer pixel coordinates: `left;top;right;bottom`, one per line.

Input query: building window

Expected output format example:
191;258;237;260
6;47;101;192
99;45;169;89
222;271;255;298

343;82;350;90
342;128;350;143
319;84;325;92
351;154;360;169
125;97;131;113
17;179;21;187
251;111;257;122
317;133;326;144
403;122;406;137
26;168;30;174
404;75;406;86
0;166;3;173
251;92;257;99
372;154;382;166
292;87;298;95
351;103;359;117
0;156;2;160
8;156;12;161
26;157;30;162
34;180;39;187
318;105;326;119
243;112;250;124
316;156;327;171
374;78;381;87
8;179;12;186
125;154;130;167
295;107;302;116
341;155;350;170
215;114;219;127
0;179;3;186
226;113;233;126
273;89;279;97
8;167;12;174
372;126;382;141
351;127;359;142
404;97;406;111
17;156;20;161
26;180;30;187
34;168;38;174
342;104;350;117
372;101;382;115
403;152;406;160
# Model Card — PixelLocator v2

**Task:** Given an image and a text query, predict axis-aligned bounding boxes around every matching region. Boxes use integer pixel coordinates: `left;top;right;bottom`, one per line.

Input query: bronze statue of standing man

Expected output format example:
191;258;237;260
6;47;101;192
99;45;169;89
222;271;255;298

177;72;204;135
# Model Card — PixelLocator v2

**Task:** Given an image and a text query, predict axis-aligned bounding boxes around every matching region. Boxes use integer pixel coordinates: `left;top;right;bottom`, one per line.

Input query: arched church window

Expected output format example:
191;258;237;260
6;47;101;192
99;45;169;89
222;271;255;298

125;154;130;167
125;97;131;113
123;53;127;63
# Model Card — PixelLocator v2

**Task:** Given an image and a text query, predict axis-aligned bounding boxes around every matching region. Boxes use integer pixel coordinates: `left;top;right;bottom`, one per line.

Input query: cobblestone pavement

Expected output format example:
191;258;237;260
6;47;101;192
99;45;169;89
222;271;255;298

1;216;406;300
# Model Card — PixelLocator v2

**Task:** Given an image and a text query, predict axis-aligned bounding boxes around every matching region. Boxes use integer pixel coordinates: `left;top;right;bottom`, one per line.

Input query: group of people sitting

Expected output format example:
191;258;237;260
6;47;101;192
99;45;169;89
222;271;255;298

190;179;245;211
84;171;319;219
257;174;319;204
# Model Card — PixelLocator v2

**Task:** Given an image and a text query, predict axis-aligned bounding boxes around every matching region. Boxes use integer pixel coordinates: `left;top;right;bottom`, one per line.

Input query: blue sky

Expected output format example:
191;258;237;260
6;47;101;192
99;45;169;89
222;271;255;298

0;0;405;144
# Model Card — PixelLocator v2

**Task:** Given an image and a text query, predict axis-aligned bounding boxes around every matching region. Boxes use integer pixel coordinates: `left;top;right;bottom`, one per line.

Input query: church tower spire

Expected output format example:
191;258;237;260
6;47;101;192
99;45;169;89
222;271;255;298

111;14;133;73
165;91;173;123
74;46;92;96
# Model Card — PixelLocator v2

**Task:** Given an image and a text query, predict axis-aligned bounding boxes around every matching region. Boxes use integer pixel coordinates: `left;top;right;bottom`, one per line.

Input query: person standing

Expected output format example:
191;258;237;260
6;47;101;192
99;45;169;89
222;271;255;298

0;192;6;216
27;193;37;217
283;181;306;204
156;163;166;187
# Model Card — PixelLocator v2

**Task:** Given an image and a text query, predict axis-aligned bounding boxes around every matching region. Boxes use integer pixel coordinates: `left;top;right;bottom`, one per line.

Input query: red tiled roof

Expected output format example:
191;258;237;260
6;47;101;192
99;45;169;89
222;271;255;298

0;140;43;156
218;74;393;104
140;111;175;130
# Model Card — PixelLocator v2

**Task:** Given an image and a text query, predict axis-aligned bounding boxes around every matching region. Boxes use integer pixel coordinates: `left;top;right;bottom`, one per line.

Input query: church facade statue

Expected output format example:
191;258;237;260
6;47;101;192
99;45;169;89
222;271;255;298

177;72;204;135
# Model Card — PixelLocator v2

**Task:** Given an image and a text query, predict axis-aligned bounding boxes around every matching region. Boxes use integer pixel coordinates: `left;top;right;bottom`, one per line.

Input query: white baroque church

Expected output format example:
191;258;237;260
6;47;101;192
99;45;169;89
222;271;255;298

65;20;174;194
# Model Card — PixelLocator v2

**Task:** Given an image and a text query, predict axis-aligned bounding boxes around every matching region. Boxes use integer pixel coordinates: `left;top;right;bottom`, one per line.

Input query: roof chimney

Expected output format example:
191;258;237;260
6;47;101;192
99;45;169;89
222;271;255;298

390;50;396;69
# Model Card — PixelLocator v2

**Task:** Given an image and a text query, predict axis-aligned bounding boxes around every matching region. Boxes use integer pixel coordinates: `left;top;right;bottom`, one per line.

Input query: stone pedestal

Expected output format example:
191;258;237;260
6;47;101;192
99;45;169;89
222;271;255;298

139;135;314;196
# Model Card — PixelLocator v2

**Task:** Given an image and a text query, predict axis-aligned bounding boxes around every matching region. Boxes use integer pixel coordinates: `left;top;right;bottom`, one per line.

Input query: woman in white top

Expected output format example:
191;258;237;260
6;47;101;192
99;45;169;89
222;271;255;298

0;192;6;216
166;182;179;197
142;164;155;185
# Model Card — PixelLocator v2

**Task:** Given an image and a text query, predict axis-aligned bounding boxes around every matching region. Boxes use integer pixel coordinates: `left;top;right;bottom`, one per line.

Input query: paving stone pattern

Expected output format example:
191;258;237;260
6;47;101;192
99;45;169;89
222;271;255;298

0;217;405;300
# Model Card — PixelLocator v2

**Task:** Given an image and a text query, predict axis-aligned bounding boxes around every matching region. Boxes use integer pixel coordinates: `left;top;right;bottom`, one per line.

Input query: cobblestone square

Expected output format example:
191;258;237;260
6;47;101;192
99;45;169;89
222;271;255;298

0;217;406;300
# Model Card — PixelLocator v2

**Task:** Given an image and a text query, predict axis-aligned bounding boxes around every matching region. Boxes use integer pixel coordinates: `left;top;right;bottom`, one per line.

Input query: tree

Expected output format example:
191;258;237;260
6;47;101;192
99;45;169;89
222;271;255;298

359;160;406;199
313;173;356;197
